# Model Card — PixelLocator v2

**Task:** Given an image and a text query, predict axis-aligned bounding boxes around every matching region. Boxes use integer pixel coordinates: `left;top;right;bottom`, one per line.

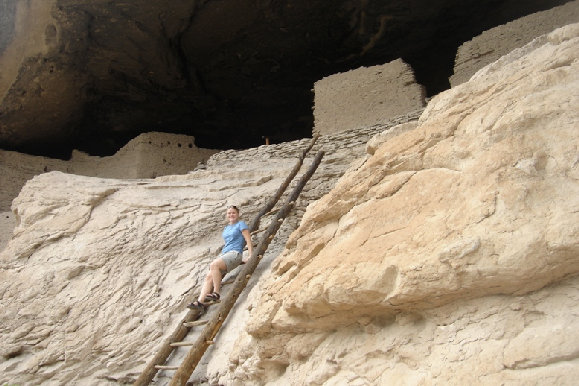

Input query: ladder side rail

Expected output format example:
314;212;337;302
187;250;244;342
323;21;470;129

248;135;318;232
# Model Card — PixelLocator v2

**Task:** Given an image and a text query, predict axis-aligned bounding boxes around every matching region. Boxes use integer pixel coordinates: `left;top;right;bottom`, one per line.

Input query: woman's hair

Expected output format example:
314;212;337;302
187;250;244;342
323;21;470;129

228;205;239;213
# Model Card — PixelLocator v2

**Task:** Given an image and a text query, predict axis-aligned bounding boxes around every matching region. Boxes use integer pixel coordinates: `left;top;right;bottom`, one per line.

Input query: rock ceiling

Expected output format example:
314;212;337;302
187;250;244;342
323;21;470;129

0;0;569;157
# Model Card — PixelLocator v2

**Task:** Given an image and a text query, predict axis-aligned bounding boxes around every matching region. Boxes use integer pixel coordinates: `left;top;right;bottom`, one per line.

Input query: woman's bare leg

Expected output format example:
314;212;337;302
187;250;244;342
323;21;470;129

198;271;214;303
209;258;227;295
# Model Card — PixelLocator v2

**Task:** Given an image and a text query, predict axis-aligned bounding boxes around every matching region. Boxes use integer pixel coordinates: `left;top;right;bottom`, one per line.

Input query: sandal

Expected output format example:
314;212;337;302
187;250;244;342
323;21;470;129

204;292;221;302
187;300;207;313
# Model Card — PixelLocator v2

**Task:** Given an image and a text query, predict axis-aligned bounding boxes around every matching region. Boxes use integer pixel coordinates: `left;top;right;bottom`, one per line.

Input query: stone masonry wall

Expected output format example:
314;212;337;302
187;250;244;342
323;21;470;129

450;0;579;87
313;59;426;136
0;132;216;210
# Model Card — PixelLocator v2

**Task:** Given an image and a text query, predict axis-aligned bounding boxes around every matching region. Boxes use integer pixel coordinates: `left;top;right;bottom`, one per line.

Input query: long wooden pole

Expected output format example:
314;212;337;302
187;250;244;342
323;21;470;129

170;151;324;386
249;135;318;232
134;138;319;386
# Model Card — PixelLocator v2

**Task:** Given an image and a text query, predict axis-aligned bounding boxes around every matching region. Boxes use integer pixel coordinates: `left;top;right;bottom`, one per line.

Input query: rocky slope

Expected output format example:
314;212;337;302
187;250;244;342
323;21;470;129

0;141;307;384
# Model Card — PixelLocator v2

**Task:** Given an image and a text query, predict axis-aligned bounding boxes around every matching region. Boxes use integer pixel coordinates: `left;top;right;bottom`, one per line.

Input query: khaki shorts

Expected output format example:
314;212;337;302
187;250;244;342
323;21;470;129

220;250;242;275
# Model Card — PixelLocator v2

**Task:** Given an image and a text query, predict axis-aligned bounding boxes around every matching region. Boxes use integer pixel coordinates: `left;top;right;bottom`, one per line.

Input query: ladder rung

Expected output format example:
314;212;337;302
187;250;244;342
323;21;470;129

170;341;196;347
155;365;179;370
184;319;208;327
251;227;266;235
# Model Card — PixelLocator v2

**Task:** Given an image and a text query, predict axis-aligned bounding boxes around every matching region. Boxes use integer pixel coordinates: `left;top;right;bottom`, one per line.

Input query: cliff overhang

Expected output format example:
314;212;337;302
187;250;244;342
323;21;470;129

0;0;570;157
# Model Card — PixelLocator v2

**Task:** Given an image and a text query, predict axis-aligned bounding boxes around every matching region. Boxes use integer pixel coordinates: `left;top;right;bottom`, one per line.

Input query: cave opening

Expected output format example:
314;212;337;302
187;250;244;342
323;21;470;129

0;0;573;159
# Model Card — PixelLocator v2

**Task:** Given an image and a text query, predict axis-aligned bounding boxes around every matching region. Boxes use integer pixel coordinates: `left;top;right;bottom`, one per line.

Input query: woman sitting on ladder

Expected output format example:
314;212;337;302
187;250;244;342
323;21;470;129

188;205;253;312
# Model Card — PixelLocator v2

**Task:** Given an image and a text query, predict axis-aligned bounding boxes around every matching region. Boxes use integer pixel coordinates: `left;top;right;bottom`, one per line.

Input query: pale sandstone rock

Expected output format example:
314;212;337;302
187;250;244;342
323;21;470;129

366;121;419;155
0;99;420;383
225;24;579;385
196;114;423;384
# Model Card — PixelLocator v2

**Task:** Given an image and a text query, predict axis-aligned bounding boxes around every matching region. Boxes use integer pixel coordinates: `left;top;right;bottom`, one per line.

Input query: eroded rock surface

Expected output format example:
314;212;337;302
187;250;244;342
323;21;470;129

224;24;579;385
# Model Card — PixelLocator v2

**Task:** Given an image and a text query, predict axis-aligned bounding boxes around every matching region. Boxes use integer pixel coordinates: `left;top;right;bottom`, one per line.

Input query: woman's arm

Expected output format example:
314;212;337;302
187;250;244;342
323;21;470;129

241;229;253;263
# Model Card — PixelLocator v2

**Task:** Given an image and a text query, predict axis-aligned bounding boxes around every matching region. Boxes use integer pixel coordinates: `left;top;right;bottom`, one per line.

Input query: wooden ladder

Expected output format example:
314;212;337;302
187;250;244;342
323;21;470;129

134;139;323;386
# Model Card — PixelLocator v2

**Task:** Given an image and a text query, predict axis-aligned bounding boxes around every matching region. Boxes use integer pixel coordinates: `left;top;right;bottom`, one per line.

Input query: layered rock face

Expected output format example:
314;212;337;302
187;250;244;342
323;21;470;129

222;24;579;384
